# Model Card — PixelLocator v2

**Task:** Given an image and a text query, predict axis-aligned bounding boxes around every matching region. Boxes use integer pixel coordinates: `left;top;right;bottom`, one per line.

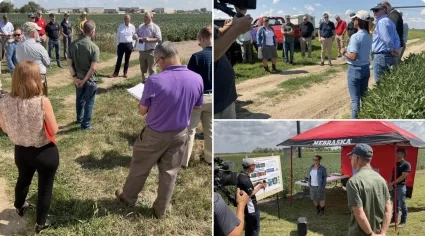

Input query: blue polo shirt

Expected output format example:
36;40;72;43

372;15;400;53
319;21;335;38
187;46;212;93
346;30;372;66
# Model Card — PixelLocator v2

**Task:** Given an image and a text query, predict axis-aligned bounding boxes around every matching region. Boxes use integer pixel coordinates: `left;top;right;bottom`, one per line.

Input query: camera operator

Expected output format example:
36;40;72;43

237;158;267;236
214;188;249;236
214;8;252;119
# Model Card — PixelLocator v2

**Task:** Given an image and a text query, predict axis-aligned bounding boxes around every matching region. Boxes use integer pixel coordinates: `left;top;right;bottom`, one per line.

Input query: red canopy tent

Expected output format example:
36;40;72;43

277;121;425;230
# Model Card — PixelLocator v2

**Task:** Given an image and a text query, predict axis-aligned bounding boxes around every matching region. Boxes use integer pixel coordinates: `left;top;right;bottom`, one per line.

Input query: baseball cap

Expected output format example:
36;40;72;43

22;22;42;34
351;10;371;21
285;15;291;18
28;13;35;18
348;143;373;160
242;158;255;168
350;12;356;17
370;2;387;11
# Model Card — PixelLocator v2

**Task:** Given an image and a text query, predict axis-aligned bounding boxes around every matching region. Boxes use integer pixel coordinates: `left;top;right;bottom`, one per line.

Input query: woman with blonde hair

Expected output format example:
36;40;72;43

0;60;59;234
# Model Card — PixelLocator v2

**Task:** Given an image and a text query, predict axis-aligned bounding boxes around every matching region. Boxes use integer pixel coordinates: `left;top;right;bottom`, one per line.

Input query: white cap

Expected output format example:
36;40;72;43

351;10;371;21
242;158;255;168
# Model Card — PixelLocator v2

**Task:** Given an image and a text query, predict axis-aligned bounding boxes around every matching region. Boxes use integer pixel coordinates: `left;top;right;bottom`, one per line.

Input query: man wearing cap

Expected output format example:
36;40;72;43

370;2;400;83
346;144;392;236
16;22;51;95
347;13;358;44
388;148;411;227
60;13;73;60
382;1;404;66
282;15;295;64
335;15;347;57
299;16;315;58
45;13;62;68
237;158;267;236
35;10;47;48
318;12;335;66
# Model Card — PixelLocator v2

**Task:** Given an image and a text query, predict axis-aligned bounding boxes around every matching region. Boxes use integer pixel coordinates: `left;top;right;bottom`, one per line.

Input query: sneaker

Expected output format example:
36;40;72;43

35;218;51;234
115;189;134;207
398;222;406;228
329;62;333;66
81;126;93;131
16;202;32;217
320;62;324;66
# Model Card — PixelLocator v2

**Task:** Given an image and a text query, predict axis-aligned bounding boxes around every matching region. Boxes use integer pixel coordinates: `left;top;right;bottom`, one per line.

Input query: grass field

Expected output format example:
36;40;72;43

217;150;425;235
0;55;211;234
6;13;211;54
233;29;425;83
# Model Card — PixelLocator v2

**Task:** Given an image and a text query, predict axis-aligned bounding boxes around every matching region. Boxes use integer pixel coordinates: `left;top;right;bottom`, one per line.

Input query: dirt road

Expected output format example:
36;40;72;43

236;39;425;119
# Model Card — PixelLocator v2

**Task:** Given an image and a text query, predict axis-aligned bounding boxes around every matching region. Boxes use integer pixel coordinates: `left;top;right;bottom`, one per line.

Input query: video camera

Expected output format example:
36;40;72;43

214;0;257;17
214;157;239;206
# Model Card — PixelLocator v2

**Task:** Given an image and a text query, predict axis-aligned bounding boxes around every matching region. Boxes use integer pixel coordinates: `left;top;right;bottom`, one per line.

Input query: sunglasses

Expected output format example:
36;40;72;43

372;9;380;13
264;19;269;22
13;34;20;36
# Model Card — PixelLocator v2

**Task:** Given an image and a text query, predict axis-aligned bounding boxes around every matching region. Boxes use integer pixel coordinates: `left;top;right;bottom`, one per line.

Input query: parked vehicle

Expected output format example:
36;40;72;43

213;18;243;66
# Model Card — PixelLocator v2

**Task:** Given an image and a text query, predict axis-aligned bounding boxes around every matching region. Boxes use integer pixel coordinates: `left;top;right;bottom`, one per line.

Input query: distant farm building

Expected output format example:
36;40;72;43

85;7;105;14
58;8;74;13
153;8;175;14
104;9;118;14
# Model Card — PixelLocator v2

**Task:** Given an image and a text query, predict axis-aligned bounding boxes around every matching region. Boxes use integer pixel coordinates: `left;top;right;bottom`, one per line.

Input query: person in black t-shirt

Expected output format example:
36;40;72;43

214;189;249;236
237;158;267;236
383;1;403;66
299;16;315;58
45;13;62;67
346;13;358;44
60;13;73;60
388;148;411;226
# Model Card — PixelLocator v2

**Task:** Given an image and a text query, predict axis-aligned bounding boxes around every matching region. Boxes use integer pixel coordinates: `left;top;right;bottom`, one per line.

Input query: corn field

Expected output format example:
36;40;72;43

6;13;211;53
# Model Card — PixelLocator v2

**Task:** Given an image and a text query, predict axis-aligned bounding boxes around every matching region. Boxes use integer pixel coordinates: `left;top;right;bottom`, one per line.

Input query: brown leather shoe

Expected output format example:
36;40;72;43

123;74;127;78
108;74;118;78
115;189;134;207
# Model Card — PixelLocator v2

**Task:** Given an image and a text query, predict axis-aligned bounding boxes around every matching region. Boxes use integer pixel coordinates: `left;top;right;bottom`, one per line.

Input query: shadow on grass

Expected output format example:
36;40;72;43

407;207;425;213
57;126;81;135
119;131;138;147
0;209;25;236
75;150;131;170
96;80;139;95
235;100;271;119
276;69;309;76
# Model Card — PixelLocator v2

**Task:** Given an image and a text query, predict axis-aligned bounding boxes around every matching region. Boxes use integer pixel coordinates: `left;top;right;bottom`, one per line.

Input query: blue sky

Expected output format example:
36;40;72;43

214;121;425;153
214;0;425;29
9;0;212;10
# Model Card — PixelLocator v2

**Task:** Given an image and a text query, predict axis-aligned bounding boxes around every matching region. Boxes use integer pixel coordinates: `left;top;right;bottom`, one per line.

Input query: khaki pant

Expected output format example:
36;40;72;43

320;37;333;63
139;50;155;82
214;102;236;119
39;34;47;48
300;37;312;57
336;34;345;55
0;37;7;74
182;94;212;167
122;126;188;217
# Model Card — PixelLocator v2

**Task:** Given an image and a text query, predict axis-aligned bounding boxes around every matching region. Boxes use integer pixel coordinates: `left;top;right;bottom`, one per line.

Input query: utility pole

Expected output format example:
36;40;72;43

297;121;301;158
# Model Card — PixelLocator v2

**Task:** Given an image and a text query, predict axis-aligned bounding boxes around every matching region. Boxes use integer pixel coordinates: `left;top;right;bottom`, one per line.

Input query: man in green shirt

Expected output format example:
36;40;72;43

346;144;392;236
281;15;295;64
66;20;100;130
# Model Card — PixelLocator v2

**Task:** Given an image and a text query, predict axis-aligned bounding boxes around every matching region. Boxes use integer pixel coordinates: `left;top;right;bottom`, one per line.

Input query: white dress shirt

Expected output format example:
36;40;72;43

116;23;136;46
0;21;14;37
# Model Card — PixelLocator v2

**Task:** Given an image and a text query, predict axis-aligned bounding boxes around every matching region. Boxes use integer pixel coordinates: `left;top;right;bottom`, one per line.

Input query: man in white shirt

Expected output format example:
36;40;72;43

133;11;162;83
109;14;135;78
237;30;253;63
0;15;14;68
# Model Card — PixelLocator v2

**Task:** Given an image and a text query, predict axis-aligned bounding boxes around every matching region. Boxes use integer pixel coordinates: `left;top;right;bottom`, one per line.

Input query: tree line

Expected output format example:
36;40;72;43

252;147;340;153
0;1;45;14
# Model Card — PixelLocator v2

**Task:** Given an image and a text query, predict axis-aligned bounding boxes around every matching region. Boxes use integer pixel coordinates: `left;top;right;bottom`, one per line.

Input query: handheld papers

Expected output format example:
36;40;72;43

136;40;145;51
127;83;145;100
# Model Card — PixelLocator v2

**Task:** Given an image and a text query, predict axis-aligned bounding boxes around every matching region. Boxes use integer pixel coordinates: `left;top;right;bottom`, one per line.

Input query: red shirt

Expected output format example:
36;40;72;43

35;17;46;35
335;20;347;35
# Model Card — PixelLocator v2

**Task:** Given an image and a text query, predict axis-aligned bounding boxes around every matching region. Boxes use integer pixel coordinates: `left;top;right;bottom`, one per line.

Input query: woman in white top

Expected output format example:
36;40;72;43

307;155;327;215
256;16;279;72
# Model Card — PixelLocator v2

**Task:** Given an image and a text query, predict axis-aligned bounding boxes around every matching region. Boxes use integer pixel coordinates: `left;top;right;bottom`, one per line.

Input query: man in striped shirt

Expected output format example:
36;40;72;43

133;11;162;83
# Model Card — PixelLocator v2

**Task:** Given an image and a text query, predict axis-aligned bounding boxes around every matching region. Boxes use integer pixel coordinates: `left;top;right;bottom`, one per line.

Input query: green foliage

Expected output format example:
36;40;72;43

359;52;425;119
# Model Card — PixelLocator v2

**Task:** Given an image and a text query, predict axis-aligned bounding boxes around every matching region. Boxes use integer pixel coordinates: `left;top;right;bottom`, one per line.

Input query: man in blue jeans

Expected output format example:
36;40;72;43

388;148;411;228
281;15;295;64
45;13;62;68
6;28;24;73
370;2;400;83
67;20;99;130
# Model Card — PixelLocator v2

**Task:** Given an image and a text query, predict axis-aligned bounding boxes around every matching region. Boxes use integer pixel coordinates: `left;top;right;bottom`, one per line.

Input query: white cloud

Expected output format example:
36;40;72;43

262;4;267;8
293;7;297;11
345;9;353;15
314;3;321;7
273;0;279;4
261;9;274;16
421;9;425;15
277;10;284;15
304;4;315;14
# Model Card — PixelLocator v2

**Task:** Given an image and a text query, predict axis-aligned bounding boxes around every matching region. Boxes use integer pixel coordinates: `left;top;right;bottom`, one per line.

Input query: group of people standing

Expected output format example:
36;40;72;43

0;11;212;234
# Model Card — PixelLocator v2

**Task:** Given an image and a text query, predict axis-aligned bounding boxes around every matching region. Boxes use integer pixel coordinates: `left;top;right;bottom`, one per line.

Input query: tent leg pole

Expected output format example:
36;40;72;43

277;193;280;219
394;144;398;232
291;146;293;205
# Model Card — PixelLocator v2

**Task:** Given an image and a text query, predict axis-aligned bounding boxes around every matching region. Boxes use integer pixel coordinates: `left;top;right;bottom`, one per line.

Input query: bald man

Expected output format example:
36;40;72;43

133;12;162;83
109;14;135;78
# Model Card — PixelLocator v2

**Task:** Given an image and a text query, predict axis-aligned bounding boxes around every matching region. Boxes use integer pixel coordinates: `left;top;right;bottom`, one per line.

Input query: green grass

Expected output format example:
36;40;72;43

0;73;211;235
218;150;425;235
407;29;425;41
234;40;341;83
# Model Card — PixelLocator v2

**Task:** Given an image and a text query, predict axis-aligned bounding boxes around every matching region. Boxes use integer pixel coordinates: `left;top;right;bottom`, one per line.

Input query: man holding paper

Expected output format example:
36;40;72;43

115;41;203;219
133;11;162;83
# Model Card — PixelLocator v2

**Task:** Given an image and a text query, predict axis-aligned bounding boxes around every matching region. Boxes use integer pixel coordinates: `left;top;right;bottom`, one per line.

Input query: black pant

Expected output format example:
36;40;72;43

14;142;59;225
114;42;133;75
244;204;260;236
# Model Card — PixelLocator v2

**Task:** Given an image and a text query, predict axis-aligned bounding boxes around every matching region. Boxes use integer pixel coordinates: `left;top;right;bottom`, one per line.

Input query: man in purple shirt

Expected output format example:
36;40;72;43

115;41;203;219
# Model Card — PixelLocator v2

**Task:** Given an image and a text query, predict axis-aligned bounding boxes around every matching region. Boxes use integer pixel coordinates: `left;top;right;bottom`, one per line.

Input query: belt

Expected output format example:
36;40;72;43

372;51;391;55
204;91;212;95
120;42;132;44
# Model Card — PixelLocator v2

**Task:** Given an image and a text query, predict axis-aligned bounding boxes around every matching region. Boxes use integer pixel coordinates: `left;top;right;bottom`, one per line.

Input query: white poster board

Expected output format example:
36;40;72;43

249;156;283;201
127;83;145;100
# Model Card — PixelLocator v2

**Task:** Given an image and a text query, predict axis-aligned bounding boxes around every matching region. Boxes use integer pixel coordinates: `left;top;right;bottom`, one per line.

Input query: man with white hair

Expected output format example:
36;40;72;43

318;12;335;66
398;10;408;59
382;0;403;66
16;22;51;95
133;11;162;83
